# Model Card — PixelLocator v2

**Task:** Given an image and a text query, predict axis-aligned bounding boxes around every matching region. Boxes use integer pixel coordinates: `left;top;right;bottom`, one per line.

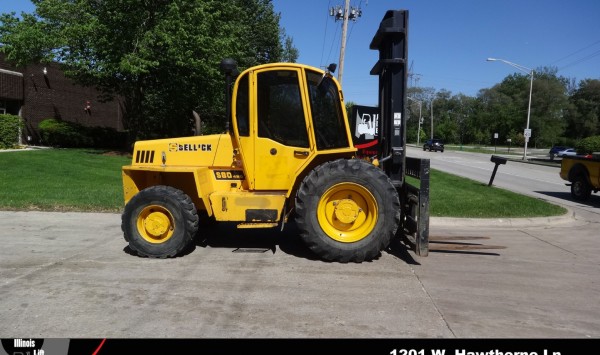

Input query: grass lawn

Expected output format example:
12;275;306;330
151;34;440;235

0;148;130;212
422;170;567;218
0;148;567;217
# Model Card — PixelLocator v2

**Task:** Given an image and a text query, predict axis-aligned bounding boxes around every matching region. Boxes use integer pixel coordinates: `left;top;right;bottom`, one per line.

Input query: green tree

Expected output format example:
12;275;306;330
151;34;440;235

407;87;439;142
489;75;530;139
0;0;298;140
429;89;453;142
565;79;600;140
475;68;569;148
280;30;299;63
527;67;569;147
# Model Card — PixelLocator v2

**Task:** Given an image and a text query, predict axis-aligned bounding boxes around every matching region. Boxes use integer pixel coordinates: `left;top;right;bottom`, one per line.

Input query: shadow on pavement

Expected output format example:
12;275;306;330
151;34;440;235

193;220;320;262
535;190;600;208
123;218;509;262
193;219;423;264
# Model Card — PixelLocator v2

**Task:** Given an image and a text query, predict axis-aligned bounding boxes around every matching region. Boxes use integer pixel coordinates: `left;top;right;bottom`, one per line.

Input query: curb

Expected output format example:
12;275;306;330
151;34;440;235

430;207;578;228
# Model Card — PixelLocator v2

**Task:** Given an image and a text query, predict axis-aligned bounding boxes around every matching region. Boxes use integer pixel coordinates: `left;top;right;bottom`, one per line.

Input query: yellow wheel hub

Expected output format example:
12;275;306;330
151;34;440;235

137;205;175;244
144;212;170;237
334;199;360;224
317;182;378;243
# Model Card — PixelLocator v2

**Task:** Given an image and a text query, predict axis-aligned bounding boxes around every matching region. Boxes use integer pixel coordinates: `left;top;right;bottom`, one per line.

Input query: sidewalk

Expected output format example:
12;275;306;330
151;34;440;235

0;145;52;153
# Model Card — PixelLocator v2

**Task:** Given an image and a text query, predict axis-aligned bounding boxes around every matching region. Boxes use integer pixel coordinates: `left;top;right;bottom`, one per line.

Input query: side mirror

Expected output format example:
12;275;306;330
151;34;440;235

327;63;337;74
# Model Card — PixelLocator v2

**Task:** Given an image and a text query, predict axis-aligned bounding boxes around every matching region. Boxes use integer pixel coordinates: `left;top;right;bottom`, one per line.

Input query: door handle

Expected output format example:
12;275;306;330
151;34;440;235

294;150;309;157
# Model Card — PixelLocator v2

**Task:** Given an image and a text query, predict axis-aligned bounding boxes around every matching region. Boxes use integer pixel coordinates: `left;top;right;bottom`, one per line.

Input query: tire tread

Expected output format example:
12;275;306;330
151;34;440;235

295;159;400;263
122;185;199;258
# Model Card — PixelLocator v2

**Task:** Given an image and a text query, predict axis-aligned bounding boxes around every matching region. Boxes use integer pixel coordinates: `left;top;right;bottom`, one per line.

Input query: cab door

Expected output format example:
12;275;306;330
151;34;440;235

251;68;313;191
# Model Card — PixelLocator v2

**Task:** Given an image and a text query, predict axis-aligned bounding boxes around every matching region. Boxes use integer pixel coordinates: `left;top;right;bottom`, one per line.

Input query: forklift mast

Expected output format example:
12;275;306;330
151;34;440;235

369;10;409;187
370;10;430;257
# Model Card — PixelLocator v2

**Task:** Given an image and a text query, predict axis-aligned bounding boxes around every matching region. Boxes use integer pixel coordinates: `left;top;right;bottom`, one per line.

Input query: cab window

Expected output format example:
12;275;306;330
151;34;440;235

305;70;349;150
257;70;309;148
235;73;249;136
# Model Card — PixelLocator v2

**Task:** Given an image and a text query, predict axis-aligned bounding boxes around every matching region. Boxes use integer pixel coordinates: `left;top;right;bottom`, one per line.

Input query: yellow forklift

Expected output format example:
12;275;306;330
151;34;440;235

121;10;429;262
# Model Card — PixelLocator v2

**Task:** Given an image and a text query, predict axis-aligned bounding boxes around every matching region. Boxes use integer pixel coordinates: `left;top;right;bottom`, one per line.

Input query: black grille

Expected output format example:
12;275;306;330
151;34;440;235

135;150;155;164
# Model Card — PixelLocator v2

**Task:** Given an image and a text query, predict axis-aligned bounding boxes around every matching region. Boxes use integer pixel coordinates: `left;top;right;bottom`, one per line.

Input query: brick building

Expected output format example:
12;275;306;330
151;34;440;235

0;53;124;144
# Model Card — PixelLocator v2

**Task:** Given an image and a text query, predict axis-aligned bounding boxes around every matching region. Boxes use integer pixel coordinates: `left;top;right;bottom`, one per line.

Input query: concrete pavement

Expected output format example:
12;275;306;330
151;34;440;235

1;208;599;339
3;145;598;339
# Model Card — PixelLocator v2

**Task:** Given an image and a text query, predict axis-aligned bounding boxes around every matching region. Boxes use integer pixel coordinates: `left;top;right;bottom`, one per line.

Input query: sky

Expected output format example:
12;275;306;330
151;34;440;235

2;0;599;106
272;0;600;105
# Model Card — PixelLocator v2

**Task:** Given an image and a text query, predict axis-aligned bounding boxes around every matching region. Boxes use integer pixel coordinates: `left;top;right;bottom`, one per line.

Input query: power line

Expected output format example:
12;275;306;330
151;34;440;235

550;39;600;65
559;48;600;71
325;20;340;67
346;20;356;44
320;0;332;67
549;38;600;73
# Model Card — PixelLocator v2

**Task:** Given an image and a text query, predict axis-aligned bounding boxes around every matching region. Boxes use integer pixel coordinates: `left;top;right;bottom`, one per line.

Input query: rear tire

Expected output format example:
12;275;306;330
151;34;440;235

571;175;592;201
122;185;199;258
295;159;401;263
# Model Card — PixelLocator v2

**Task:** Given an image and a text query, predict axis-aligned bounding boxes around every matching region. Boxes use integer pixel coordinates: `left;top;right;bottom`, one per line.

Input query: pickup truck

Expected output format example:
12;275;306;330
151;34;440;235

559;153;600;201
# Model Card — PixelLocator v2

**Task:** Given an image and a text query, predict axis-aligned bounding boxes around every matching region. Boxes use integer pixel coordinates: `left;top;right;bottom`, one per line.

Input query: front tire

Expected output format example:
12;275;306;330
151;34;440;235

122;185;199;258
295;159;401;263
571;175;592;201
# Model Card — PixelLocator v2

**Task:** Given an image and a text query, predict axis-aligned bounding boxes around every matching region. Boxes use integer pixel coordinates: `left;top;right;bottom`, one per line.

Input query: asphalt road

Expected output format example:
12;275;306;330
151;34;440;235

1;148;599;340
407;145;600;220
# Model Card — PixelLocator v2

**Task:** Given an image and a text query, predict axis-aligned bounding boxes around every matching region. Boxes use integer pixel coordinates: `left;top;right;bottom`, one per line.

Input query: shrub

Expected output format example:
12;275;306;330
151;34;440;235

575;135;600;154
39;118;127;149
86;126;129;149
39;119;92;148
0;114;23;149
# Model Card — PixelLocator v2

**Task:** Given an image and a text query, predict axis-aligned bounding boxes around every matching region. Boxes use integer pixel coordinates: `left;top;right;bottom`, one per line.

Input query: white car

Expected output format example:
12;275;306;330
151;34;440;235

557;148;577;157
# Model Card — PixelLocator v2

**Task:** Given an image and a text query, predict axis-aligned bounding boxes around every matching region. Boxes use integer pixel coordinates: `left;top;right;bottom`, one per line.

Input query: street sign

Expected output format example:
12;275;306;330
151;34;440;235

494;133;499;139
524;129;532;138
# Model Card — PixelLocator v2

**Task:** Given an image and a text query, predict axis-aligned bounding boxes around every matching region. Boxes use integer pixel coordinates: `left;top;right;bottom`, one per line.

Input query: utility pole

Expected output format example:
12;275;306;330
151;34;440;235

430;98;434;139
408;61;422;88
338;0;350;85
408;97;423;146
330;1;361;85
